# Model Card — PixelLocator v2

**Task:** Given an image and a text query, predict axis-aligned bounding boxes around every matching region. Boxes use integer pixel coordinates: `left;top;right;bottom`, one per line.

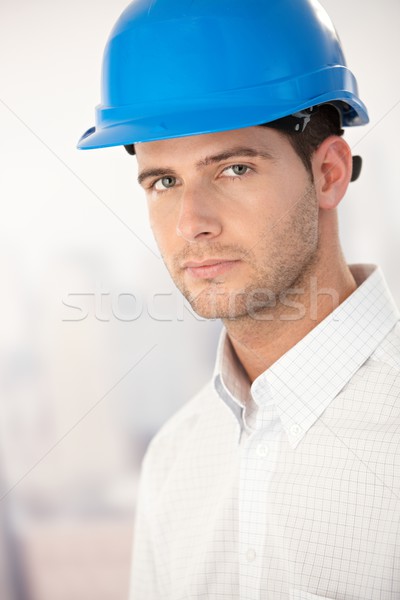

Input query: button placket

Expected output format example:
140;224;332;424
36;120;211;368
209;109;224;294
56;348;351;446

238;428;279;599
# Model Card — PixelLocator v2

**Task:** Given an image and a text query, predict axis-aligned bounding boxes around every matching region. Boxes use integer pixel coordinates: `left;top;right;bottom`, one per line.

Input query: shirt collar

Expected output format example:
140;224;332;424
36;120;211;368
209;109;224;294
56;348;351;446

213;264;400;448
213;327;250;428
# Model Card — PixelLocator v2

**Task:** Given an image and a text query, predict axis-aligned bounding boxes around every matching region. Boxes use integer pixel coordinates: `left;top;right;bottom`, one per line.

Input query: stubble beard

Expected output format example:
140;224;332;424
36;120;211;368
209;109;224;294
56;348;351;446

167;183;320;321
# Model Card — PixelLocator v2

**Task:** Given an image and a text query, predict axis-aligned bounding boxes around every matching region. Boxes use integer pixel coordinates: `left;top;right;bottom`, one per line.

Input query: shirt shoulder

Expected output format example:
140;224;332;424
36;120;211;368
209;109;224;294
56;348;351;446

336;323;400;423
139;379;228;493
370;322;400;372
150;379;216;445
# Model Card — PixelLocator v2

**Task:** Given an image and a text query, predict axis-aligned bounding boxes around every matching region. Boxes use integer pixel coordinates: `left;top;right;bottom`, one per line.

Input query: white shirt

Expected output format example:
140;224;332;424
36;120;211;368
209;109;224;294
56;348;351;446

129;264;400;600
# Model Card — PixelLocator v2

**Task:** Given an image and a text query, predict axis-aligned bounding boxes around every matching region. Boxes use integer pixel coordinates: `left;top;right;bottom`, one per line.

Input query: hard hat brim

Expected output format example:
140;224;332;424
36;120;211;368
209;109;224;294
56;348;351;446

77;88;369;151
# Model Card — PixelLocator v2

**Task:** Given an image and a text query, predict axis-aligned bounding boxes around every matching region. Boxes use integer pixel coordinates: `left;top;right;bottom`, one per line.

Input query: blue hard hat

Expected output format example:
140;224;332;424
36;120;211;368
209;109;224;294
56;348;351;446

77;0;369;151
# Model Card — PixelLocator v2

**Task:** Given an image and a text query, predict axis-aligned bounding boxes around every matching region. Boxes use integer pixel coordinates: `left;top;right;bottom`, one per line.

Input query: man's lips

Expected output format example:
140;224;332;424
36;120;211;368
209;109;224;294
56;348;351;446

182;259;240;279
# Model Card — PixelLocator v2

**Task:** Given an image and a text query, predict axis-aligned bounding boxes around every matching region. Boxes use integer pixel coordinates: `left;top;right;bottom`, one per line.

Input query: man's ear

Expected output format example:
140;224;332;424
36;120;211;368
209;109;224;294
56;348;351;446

312;136;353;210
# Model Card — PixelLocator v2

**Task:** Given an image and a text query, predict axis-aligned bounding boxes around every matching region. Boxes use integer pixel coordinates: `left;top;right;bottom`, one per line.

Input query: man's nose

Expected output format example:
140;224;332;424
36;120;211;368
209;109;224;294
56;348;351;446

176;185;223;243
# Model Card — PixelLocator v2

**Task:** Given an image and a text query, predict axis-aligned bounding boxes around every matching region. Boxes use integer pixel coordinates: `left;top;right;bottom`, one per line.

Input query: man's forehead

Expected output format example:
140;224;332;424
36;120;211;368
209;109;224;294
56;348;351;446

134;126;281;163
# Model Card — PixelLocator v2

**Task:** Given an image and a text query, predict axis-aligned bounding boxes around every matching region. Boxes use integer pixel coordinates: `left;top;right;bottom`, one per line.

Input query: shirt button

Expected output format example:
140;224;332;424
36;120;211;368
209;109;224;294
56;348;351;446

290;423;302;436
256;443;269;457
245;548;257;563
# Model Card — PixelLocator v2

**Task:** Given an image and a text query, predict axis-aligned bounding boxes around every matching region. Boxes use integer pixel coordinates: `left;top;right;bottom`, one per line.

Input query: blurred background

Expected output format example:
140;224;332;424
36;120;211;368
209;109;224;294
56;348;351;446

0;0;399;598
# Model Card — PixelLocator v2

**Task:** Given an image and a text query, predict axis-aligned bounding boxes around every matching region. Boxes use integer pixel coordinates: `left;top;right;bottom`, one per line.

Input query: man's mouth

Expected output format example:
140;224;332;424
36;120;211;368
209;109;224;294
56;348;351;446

182;259;240;279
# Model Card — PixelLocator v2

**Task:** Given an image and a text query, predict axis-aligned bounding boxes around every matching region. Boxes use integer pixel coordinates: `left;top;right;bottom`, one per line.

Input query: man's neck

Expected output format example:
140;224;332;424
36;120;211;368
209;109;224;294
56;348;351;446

223;255;357;383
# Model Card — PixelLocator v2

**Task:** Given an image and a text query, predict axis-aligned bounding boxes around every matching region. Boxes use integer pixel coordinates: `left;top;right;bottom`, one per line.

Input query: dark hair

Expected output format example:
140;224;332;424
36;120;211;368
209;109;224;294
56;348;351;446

264;104;344;179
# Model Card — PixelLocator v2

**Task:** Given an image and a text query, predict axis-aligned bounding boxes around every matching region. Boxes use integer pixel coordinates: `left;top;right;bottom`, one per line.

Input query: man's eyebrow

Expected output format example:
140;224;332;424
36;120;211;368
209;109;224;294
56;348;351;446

137;146;275;185
195;146;276;168
137;167;178;186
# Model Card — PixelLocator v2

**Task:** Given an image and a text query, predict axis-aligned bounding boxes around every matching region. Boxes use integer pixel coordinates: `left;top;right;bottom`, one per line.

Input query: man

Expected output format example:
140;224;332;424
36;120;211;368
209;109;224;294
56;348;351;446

78;0;400;598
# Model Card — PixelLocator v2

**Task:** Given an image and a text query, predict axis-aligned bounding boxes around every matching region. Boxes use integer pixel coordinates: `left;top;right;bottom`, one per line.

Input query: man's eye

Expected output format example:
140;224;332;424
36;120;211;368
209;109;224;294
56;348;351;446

223;164;250;177
153;176;177;191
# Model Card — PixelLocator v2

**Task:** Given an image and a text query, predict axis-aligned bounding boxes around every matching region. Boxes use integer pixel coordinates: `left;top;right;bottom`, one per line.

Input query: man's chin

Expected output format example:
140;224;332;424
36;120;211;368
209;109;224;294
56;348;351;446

185;287;251;321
